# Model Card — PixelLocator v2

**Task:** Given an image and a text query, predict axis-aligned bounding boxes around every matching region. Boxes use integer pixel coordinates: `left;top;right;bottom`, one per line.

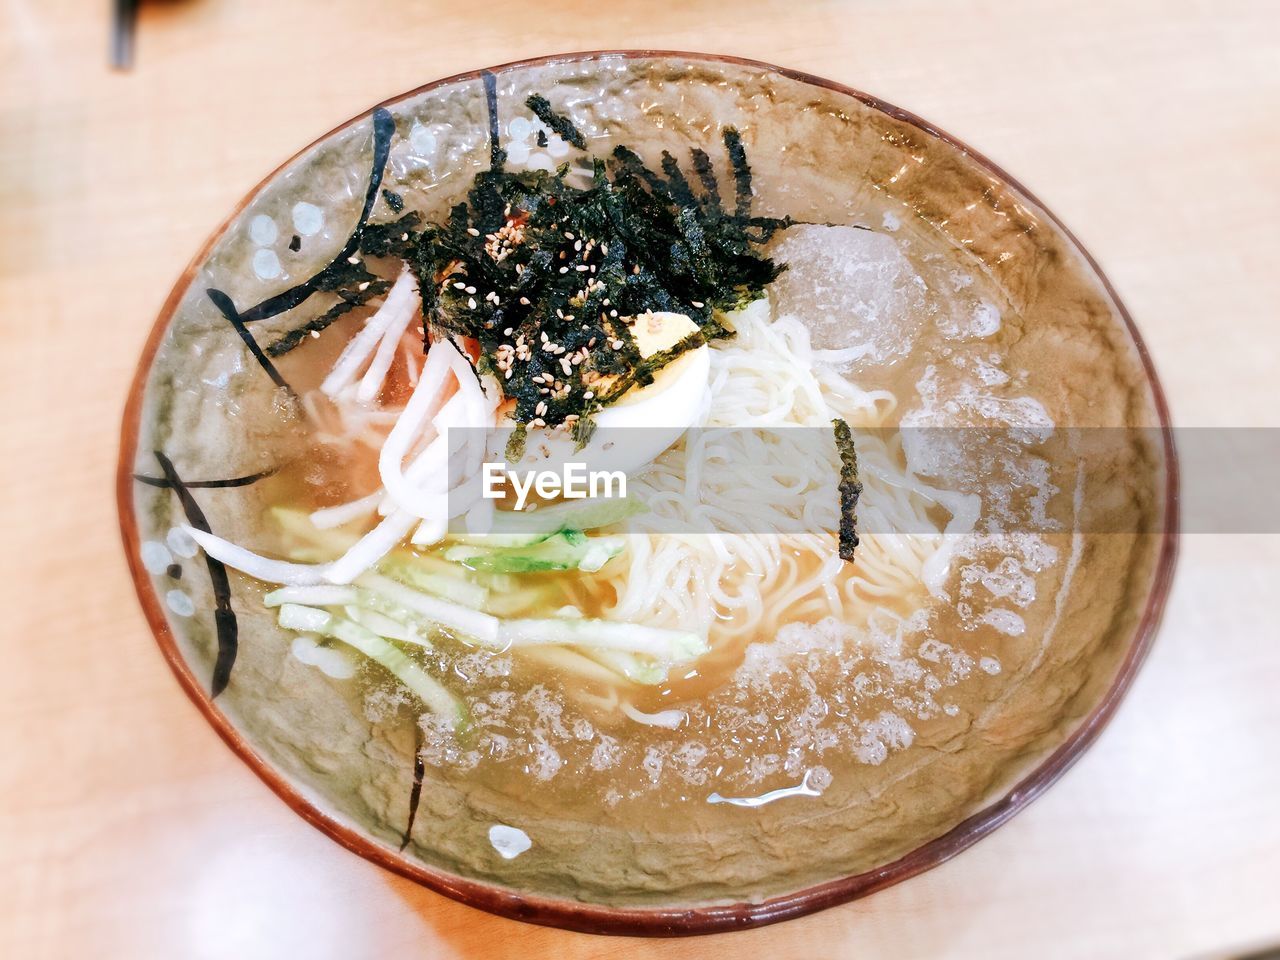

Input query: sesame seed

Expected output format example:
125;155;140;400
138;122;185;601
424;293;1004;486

692;301;705;308
467;297;477;309
464;286;476;295
519;297;530;305
583;391;594;399
357;281;370;291
559;266;569;274
575;265;589;272
453;282;466;290
466;227;480;237
347;256;361;265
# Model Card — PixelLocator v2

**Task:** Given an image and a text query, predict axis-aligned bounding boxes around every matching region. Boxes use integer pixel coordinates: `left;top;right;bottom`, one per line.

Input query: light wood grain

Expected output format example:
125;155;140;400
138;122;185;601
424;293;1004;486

2;1;1278;957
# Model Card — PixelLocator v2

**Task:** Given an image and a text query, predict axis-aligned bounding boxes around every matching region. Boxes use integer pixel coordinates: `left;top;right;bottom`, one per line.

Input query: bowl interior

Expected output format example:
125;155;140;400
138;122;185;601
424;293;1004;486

119;52;1176;934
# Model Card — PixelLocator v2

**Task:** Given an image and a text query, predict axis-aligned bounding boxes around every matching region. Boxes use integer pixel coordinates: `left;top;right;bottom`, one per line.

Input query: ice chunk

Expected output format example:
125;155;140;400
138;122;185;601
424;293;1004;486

902;364;1056;480
768;224;927;362
935;297;1002;340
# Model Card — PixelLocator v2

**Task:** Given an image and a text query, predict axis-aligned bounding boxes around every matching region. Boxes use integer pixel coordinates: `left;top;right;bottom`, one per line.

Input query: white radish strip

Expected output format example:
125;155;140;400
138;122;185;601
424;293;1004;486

385;435;449;519
183;526;332;585
449;358;497;478
310;492;382;530
402;340;421;387
344;605;419;643
378;341;458;515
500;618;706;660
278;603;332;633
356;275;420;404
357;572;501;647
264;585;358;607
411;514;448;546
323;510;418;585
376;393;465;517
621;702;687;729
321;267;416;397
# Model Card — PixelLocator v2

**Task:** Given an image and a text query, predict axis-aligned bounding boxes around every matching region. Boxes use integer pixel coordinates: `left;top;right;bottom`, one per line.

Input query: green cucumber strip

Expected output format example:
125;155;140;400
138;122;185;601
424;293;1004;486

377;555;491;608
277;603;462;726
444;533;625;574
580;648;669;685
491;496;645;537
500;617;707;661
355;573;502;648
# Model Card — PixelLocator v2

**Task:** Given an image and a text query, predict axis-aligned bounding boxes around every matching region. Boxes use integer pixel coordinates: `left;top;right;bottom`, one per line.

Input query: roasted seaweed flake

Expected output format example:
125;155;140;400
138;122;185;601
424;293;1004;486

833;418;863;562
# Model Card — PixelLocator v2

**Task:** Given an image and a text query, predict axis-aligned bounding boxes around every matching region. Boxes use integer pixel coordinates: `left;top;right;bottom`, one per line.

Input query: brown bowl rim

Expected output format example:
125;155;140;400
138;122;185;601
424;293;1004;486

117;50;1180;937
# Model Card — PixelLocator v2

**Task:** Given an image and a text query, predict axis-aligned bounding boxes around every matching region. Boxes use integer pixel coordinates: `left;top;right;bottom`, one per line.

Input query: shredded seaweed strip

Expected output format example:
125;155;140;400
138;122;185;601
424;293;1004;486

404;113;789;431
381;188;405;213
208;95;789;437
833;419;862;562
205;106;395;326
265;278;393;356
524;93;586;150
262;211;422;357
133;466;279;489
207;290;295;395
483;70;503;169
723;128;753;219
399;723;426;851
152;451;239;698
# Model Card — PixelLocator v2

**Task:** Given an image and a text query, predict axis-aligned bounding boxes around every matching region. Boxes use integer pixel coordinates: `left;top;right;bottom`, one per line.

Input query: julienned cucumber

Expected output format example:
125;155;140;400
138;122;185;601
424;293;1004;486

444;533;626;574
276;603;465;727
484;496;645;537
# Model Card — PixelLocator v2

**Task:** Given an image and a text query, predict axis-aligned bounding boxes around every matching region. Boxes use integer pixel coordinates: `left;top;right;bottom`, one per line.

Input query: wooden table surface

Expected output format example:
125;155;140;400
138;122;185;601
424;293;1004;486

3;1;1278;957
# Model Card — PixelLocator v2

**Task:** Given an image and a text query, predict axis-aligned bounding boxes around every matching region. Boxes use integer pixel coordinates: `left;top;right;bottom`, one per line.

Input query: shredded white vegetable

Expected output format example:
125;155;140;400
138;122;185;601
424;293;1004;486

309;492;382;530
264;585;359;607
356;273;420;404
620;702;688;729
322;266;418;398
183;526;332;585
323;510;418;585
357;572;502;646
